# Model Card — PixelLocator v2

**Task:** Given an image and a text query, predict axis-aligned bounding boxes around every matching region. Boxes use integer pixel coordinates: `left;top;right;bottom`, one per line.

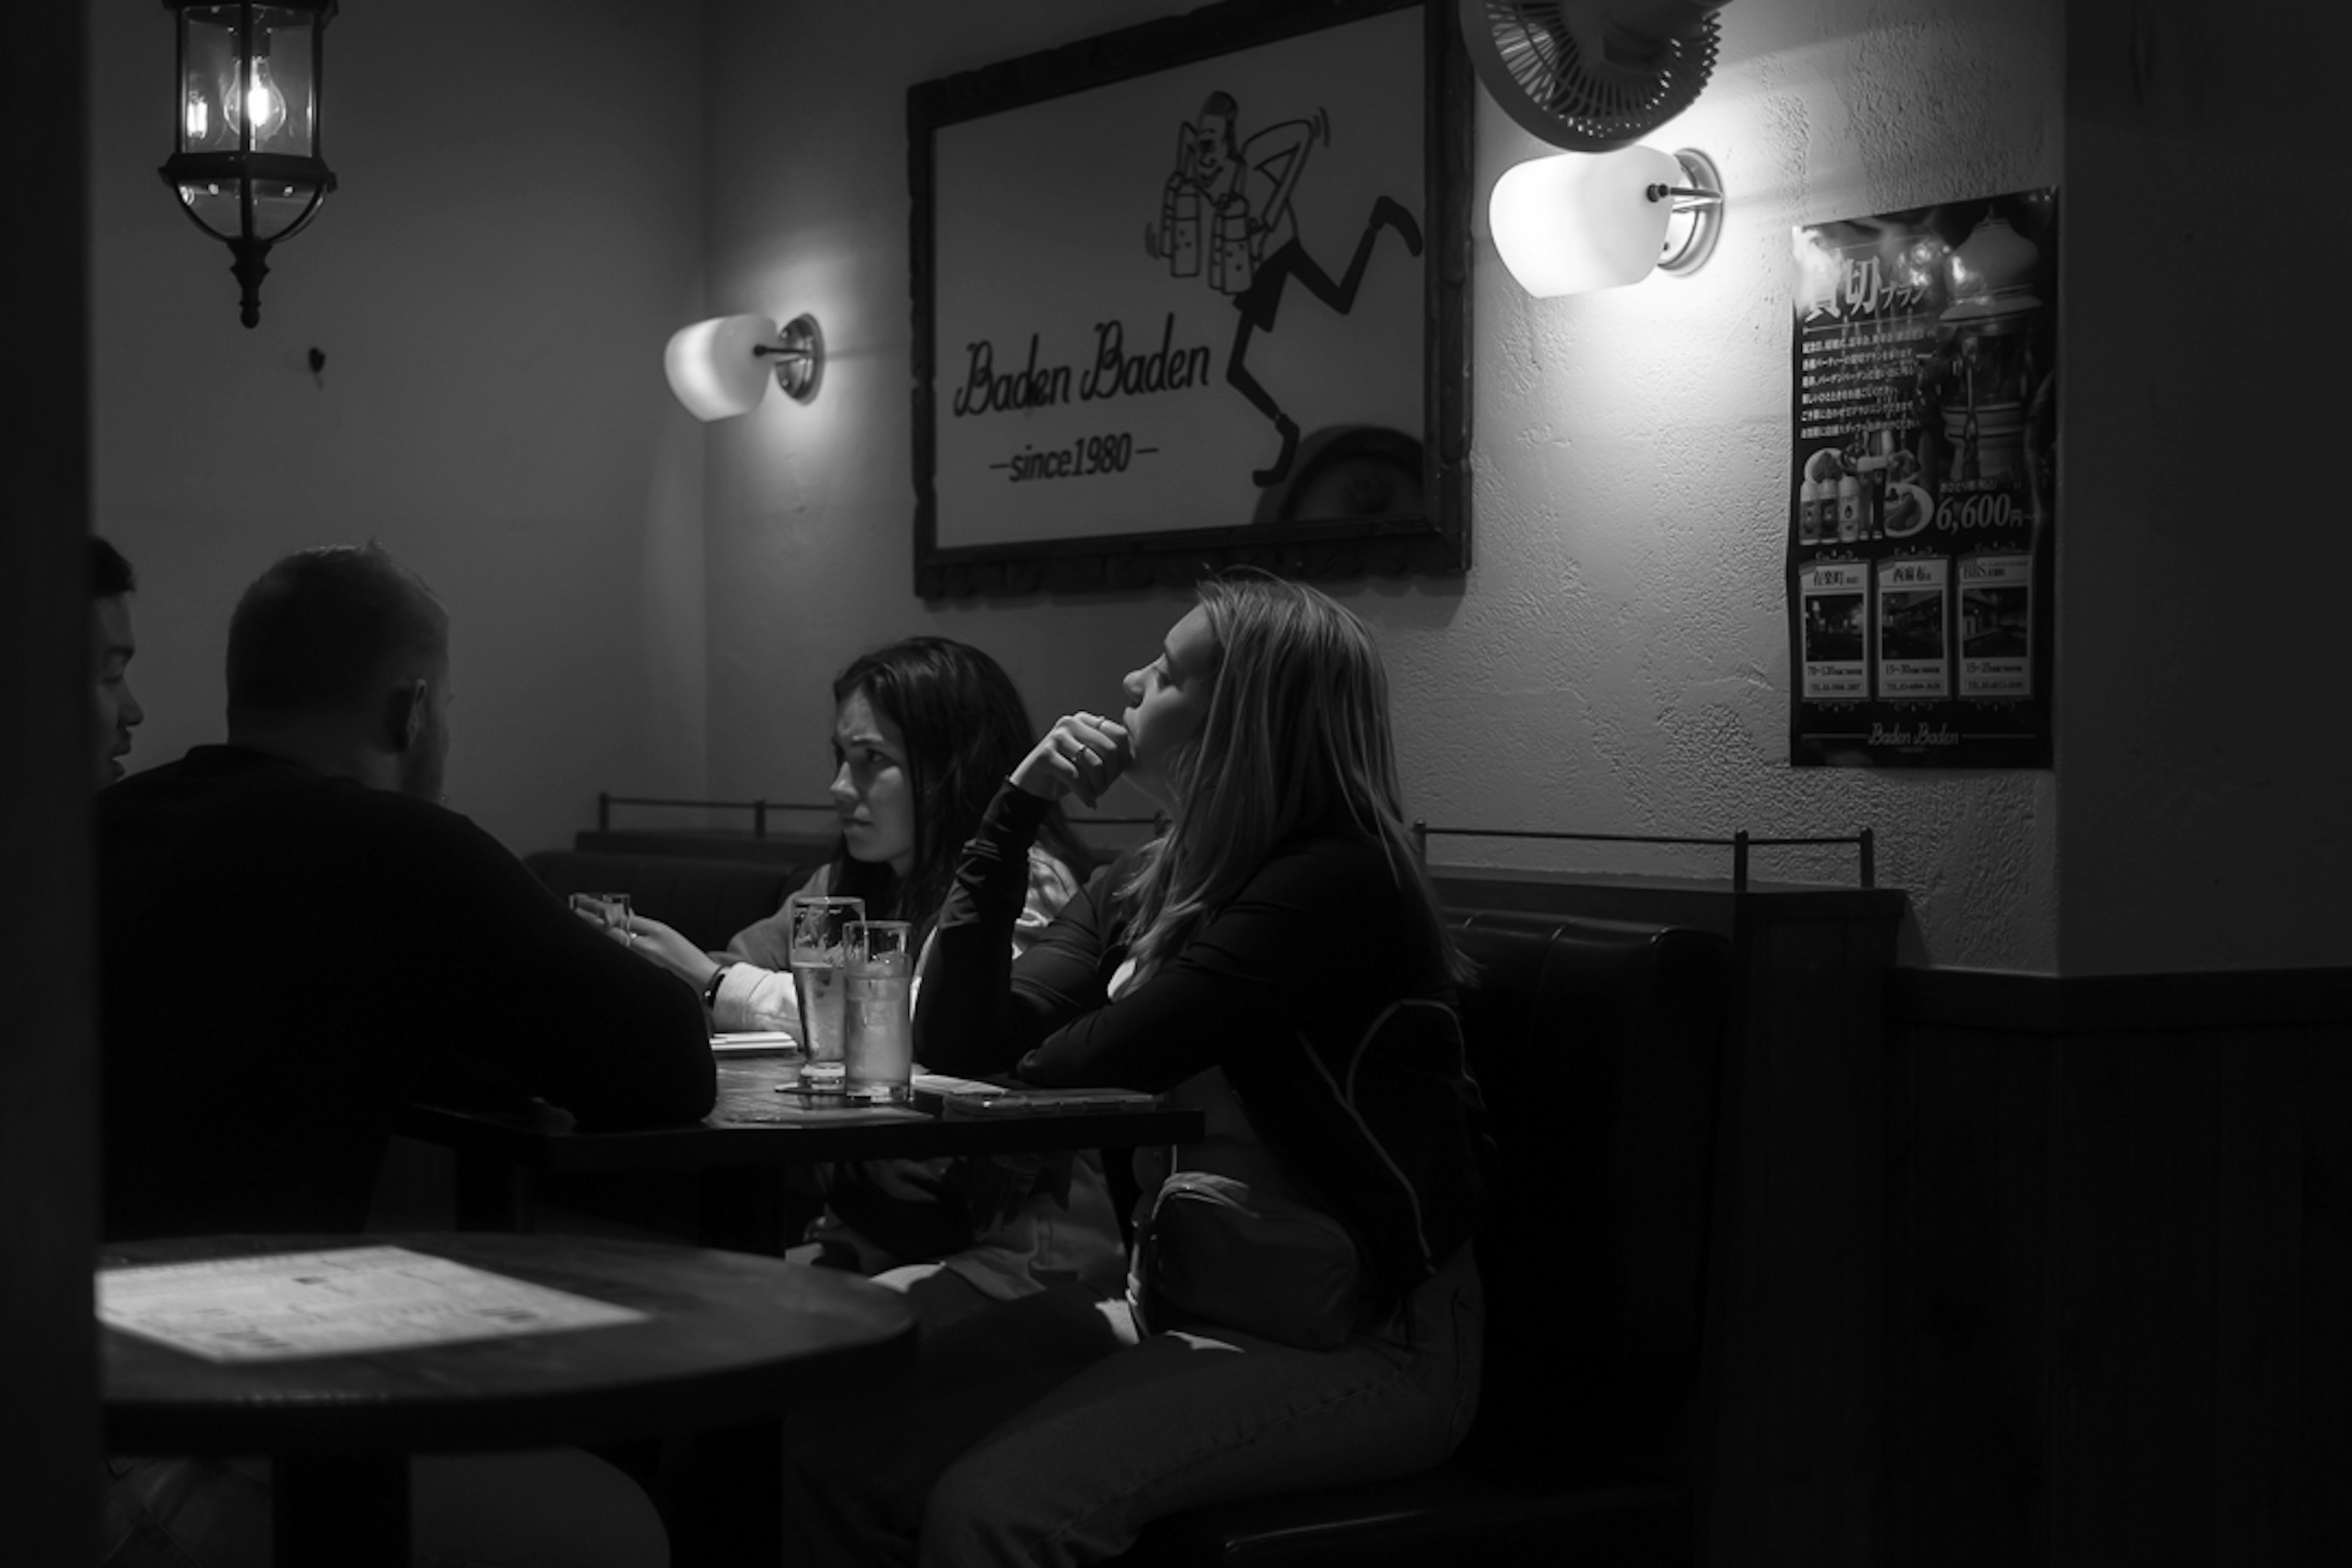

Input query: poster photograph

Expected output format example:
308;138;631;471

1785;187;2057;767
910;0;1469;597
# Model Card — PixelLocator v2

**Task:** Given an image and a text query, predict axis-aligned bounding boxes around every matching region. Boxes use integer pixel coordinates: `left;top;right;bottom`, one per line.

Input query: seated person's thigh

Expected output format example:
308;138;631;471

780;1284;1126;1561
922;1322;1464;1567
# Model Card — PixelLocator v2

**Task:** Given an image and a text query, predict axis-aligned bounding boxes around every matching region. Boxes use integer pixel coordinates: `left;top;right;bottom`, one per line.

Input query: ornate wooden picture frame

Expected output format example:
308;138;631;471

910;0;1471;597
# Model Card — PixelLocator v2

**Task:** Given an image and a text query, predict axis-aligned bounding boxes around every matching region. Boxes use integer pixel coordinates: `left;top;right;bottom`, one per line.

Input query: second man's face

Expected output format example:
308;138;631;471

92;594;144;786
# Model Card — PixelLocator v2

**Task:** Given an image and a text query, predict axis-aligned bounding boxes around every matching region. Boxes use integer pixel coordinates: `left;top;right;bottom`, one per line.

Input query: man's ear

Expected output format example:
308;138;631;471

385;680;428;753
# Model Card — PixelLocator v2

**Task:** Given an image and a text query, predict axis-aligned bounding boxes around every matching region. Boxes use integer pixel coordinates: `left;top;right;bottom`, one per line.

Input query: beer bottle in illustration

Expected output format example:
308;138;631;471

1159;173;1201;278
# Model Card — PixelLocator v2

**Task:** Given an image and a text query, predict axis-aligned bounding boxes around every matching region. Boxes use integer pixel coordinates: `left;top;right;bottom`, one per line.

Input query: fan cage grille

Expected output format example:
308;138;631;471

1476;1;1722;151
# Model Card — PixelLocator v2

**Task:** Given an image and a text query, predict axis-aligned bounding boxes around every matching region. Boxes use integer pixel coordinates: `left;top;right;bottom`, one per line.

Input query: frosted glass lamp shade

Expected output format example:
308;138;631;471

664;312;824;419
665;314;780;421
1489;145;1683;298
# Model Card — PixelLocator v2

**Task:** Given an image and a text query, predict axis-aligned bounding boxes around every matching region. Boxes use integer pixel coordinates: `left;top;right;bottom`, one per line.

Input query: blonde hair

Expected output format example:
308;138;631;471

1124;573;1467;983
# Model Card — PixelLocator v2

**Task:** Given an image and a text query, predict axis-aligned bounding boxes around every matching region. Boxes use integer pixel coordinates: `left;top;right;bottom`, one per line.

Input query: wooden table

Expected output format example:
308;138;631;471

398;1057;1205;1251
100;1231;916;1568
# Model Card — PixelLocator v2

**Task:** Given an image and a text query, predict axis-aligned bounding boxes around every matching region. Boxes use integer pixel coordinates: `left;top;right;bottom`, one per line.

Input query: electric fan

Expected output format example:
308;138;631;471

1460;0;1731;151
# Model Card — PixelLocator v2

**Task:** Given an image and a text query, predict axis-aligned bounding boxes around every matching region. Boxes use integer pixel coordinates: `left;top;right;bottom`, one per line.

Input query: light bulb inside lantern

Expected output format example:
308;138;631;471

224;53;288;144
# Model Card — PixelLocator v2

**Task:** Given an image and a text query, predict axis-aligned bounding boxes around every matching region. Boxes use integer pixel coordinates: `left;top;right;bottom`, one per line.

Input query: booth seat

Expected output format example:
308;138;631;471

521;851;1736;1563
1112;910;1735;1567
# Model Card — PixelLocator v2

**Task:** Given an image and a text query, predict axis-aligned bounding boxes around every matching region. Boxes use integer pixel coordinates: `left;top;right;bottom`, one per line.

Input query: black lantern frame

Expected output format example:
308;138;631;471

159;1;338;328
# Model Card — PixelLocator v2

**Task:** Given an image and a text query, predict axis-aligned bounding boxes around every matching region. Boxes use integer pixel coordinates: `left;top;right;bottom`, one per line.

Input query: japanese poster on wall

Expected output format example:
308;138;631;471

1786;189;2057;767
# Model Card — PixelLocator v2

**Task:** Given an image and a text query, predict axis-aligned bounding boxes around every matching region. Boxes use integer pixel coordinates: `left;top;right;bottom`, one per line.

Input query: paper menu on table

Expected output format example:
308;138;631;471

97;1245;646;1363
910;1071;1004;1098
712;1031;801;1056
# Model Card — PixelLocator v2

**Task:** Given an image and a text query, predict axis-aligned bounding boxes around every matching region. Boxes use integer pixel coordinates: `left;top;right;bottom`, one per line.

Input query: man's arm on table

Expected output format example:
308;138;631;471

411;804;717;1126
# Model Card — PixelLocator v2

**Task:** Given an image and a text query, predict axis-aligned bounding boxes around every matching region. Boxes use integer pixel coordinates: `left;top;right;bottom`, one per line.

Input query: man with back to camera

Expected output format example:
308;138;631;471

95;541;715;1240
93;543;704;1567
91;535;145;785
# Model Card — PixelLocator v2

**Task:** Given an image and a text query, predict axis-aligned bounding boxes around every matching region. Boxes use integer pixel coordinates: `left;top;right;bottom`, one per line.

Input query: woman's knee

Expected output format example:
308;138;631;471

919;1423;1134;1568
920;1450;1035;1568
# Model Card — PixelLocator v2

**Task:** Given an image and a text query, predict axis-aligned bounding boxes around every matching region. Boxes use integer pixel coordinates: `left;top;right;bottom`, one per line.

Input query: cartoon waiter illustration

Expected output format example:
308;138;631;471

1148;91;1419;486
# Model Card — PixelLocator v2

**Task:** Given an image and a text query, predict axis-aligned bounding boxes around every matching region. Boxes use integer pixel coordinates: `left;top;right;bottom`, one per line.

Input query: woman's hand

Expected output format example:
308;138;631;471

575;903;718;991
1012;711;1131;807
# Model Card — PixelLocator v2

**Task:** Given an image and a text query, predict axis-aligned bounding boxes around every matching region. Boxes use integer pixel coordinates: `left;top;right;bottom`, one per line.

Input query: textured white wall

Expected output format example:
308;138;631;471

1440;0;2064;965
88;0;710;854
701;0;2064;968
87;0;2337;974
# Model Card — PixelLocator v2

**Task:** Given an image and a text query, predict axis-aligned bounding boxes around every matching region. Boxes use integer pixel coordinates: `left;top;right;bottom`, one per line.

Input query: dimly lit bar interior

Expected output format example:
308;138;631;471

6;0;2346;1564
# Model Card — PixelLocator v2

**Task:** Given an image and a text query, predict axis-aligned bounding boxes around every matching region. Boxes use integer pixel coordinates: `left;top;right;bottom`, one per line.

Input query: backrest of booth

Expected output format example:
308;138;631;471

1444;910;1733;1487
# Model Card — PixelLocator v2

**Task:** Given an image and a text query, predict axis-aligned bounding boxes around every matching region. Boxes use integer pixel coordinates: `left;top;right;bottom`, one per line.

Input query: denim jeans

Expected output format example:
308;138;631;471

777;1243;1482;1568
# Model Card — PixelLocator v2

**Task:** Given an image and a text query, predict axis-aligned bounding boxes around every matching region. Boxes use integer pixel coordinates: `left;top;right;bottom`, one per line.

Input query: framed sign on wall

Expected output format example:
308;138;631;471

909;0;1471;598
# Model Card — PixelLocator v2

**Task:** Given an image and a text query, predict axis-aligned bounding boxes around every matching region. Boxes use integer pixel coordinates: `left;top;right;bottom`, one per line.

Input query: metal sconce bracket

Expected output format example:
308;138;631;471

755;314;824;403
1649;149;1724;276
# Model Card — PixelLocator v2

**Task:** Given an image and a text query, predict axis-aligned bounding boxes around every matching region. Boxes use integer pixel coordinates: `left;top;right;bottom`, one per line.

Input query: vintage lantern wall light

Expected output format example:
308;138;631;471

160;1;337;328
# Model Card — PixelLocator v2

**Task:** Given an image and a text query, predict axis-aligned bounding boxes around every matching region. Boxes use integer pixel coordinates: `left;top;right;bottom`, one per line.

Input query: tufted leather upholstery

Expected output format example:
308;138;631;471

1113;910;1733;1567
523;849;816;954
517;846;1736;1561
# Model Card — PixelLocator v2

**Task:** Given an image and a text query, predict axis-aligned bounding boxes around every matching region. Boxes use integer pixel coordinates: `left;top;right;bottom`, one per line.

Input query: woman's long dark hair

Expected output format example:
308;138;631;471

824;637;1090;941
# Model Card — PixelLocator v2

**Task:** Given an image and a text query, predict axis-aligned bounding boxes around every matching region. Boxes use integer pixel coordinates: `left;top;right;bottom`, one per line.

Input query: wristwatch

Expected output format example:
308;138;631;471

700;963;734;1010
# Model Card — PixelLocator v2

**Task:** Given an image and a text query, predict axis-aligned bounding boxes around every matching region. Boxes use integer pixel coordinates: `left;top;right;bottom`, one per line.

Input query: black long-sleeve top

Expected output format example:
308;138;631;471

97;745;715;1240
918;783;1485;1305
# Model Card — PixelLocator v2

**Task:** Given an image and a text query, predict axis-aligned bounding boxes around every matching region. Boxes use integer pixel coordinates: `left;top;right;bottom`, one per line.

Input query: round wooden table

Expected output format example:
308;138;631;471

101;1231;917;1567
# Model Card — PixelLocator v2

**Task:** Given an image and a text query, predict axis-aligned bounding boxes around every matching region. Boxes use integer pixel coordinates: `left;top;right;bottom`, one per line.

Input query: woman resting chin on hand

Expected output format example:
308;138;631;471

778;573;1490;1568
1011;709;1131;810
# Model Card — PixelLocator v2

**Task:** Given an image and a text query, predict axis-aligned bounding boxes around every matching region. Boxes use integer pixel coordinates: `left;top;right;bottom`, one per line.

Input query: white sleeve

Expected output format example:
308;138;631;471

1012;848;1083;952
712;963;799;1035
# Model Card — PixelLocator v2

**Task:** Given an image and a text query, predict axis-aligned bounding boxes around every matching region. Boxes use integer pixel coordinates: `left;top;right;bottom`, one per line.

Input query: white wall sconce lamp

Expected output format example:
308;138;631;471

1488;145;1724;297
160;0;338;328
663;313;825;421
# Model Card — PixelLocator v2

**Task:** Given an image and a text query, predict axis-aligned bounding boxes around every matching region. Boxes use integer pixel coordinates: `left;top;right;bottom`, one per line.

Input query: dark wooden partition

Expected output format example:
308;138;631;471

1430;869;2352;1567
1887;969;2352;1567
0;0;96;1555
1430;868;1906;1567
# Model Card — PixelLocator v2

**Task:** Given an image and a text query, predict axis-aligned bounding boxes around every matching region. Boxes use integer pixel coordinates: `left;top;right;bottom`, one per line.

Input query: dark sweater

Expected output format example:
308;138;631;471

918;783;1485;1305
97;745;715;1240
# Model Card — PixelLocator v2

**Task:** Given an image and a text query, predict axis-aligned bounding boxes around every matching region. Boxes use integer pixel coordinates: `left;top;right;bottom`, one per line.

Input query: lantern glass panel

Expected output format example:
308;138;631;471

178;12;238;152
176;6;320;158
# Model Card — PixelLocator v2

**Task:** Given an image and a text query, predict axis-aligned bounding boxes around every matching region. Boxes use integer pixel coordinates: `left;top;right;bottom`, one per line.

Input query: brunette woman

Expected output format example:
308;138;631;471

616;637;1120;1324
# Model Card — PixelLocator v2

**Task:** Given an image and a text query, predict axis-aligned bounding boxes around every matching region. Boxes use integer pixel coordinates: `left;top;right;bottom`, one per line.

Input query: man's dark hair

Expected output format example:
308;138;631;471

91;536;137;598
226;544;449;718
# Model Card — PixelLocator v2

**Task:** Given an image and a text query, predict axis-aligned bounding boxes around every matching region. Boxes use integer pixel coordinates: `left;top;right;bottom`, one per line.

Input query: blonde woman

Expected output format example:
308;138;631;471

780;574;1487;1567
